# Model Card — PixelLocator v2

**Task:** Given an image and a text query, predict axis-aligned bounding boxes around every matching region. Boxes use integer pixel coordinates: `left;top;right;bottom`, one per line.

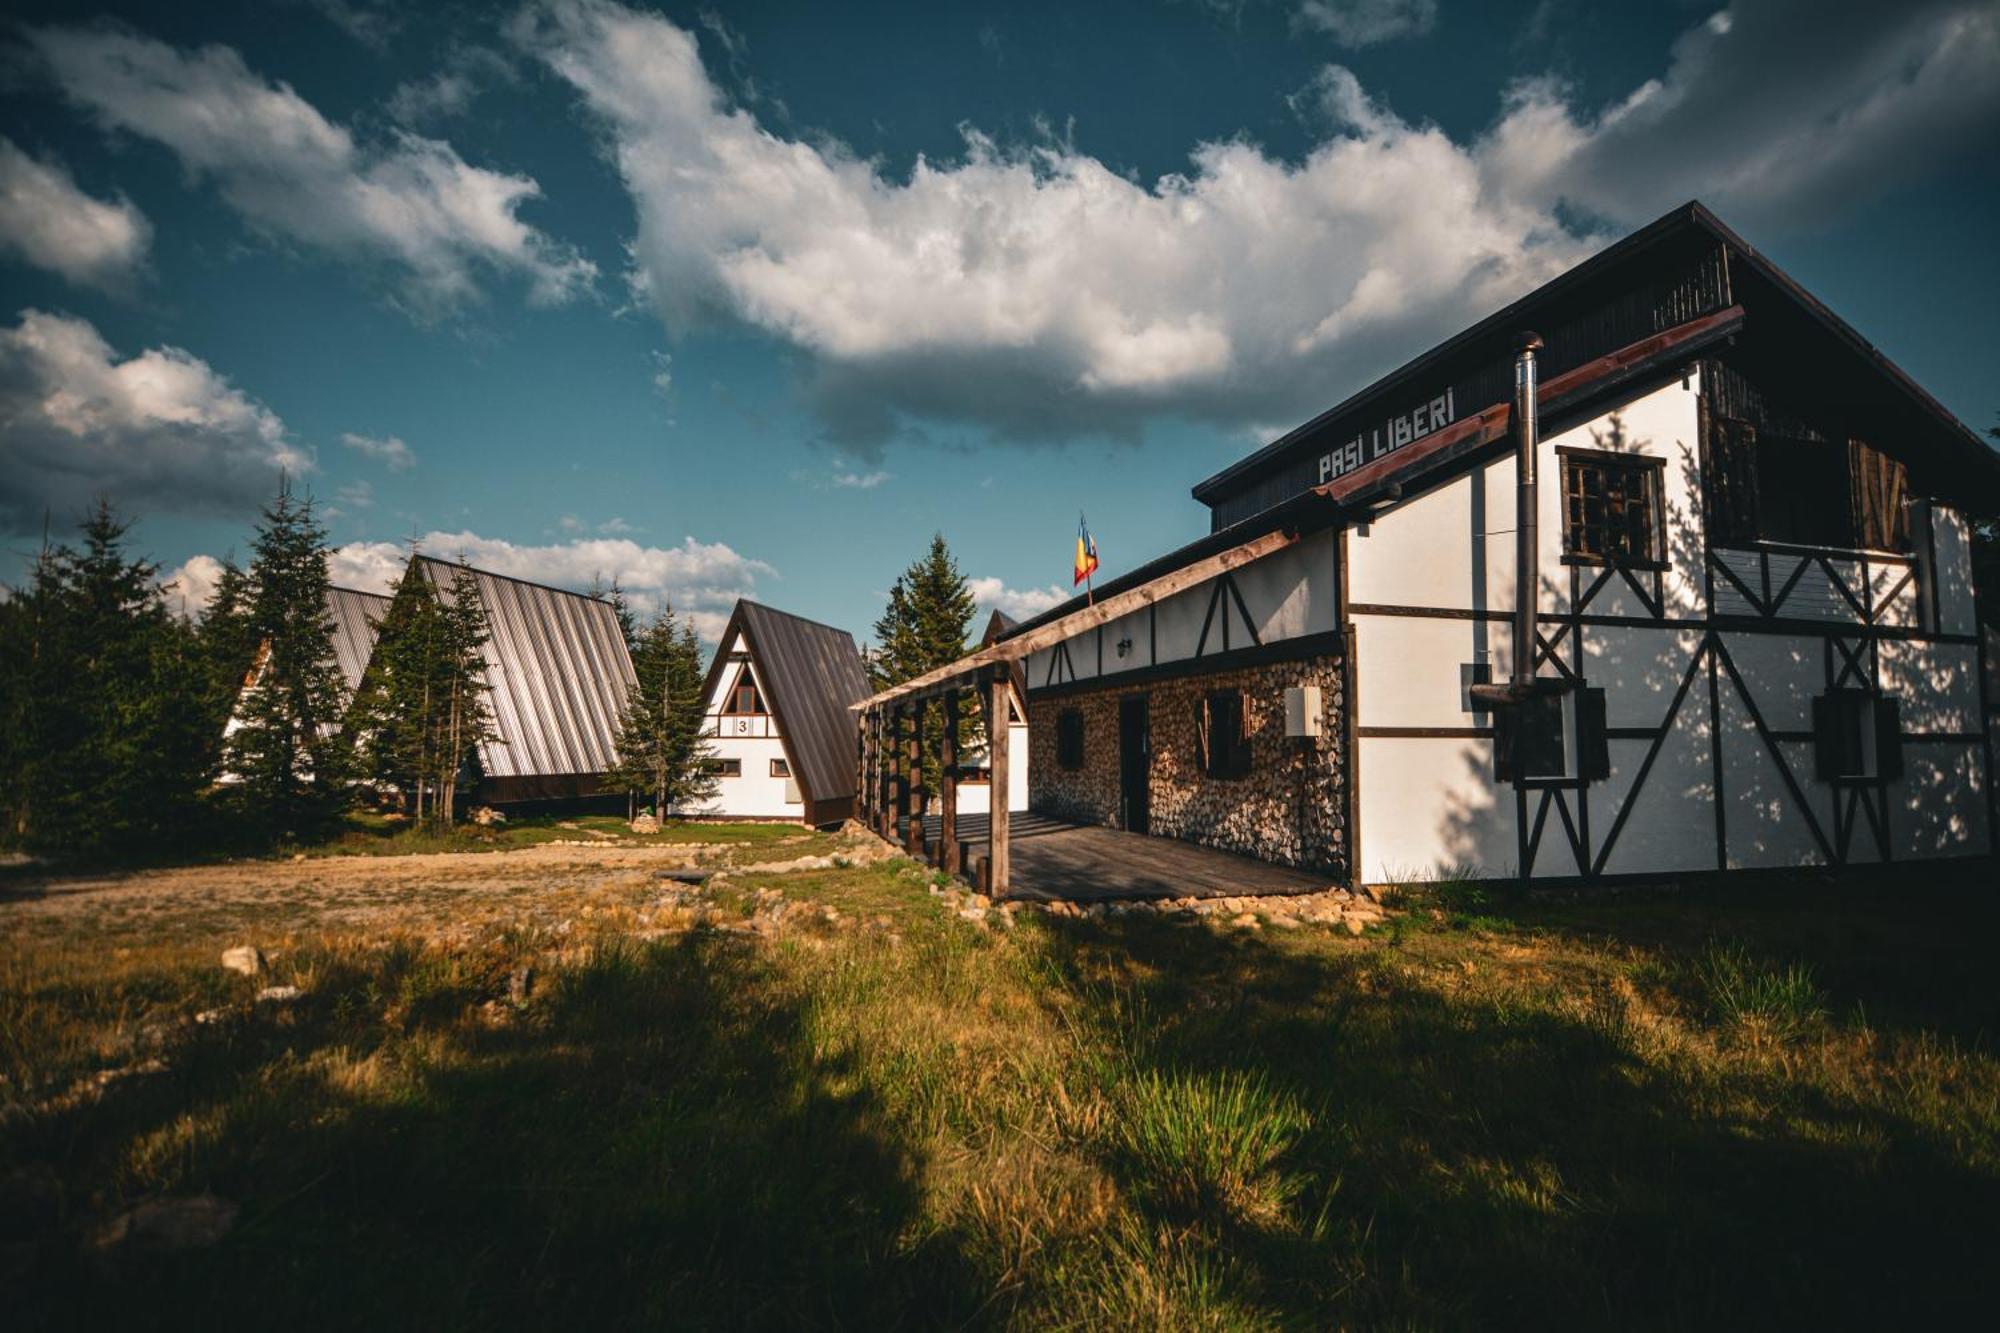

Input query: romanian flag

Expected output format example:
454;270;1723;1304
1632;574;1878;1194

1073;513;1099;587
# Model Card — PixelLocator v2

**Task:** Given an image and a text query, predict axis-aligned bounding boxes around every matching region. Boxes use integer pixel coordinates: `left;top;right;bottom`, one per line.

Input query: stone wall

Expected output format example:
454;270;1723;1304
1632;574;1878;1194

1028;655;1347;875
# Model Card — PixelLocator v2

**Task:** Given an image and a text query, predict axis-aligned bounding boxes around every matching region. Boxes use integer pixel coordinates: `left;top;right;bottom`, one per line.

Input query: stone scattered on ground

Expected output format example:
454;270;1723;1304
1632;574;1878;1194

629;813;660;834
219;945;264;976
255;985;302;1004
507;964;534;1005
471;806;506;826
90;1195;239;1253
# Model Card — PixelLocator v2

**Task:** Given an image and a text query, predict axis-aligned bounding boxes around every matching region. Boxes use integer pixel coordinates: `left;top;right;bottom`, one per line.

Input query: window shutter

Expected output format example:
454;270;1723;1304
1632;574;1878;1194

1493;708;1519;783
1194;698;1210;775
1873;696;1904;782
1811;694;1838;780
1578;688;1610;782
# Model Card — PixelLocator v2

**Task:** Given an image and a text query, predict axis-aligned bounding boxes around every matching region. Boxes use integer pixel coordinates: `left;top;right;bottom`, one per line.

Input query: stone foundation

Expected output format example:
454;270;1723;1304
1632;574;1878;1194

1028;655;1347;875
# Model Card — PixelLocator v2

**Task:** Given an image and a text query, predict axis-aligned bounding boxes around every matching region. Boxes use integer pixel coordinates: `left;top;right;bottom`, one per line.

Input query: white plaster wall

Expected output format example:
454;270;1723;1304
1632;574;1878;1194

954;722;1030;814
699;735;801;818
1358;736;1516;881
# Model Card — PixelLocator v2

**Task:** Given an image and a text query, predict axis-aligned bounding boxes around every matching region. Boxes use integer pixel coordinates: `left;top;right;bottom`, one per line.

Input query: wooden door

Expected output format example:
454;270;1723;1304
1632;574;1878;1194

1118;695;1151;835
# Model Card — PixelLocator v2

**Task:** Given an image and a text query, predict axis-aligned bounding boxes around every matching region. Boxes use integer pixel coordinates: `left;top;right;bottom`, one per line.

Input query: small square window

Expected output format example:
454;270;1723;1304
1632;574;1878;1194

770;758;790;779
1561;450;1664;567
1056;709;1085;771
1813;689;1903;782
708;757;742;777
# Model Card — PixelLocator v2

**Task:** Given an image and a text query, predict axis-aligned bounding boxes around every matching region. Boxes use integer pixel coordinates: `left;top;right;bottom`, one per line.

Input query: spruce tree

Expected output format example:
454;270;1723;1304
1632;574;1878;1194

0;503;210;856
605;604;718;817
224;480;353;841
869;534;980;797
352;558;495;829
196;555;259;749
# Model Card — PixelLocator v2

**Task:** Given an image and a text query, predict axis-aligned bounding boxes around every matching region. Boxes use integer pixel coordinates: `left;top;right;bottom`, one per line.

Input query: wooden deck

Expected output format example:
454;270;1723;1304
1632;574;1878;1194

921;813;1334;902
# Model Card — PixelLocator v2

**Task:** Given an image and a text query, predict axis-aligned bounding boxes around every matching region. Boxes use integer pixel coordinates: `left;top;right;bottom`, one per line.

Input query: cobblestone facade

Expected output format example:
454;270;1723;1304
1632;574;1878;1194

1028;655;1347;875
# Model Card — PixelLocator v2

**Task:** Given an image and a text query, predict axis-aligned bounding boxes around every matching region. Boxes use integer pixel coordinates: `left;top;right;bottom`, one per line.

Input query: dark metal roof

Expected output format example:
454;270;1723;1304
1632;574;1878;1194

706;600;870;807
415;557;637;780
325;586;391;697
1193;200;2000;517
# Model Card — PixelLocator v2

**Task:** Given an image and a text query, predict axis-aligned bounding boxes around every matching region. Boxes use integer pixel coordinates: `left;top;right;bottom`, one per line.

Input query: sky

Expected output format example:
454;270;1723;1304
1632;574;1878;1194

2;0;1996;644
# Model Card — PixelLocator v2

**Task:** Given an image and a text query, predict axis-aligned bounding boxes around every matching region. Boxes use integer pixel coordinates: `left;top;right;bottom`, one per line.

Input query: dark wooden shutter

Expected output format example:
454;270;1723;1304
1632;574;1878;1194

1493;707;1519;782
1193;698;1209;775
1577;688;1610;782
1705;417;1760;546
1811;694;1838;780
1850;440;1908;552
1873;696;1904;782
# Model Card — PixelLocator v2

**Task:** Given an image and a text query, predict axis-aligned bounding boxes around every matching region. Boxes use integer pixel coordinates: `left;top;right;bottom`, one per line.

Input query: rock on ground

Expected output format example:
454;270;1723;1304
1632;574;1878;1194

90;1195;239;1252
219;946;264;976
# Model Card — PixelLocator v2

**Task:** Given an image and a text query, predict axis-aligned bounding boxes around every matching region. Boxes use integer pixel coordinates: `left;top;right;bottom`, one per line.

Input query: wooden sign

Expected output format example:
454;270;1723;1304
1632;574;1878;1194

1317;388;1457;485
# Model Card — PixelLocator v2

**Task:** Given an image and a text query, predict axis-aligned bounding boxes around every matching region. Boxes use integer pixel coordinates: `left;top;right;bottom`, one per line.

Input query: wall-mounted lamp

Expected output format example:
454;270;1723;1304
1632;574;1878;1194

1116;637;1134;658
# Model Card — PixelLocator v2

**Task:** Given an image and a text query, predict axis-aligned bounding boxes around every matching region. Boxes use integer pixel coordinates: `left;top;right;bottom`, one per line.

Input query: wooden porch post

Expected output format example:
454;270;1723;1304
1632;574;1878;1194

905;705;925;855
857;708;872;827
892;706;911;843
940;690;960;876
987;670;1010;898
880;708;898;839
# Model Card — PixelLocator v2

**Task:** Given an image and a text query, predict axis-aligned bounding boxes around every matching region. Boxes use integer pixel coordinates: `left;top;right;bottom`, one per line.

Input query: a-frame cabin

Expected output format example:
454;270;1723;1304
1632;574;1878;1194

699;600;871;827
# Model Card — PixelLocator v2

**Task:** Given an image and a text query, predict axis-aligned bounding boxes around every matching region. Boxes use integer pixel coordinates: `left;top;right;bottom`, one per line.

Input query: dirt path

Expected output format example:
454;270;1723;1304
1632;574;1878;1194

0;840;856;945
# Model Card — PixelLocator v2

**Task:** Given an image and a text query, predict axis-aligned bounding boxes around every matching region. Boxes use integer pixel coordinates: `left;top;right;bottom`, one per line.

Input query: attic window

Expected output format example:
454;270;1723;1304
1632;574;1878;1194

1706;420;1909;553
1560;448;1664;568
724;666;766;715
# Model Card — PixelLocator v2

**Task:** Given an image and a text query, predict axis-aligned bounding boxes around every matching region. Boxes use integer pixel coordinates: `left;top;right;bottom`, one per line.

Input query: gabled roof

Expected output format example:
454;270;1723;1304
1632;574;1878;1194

704;600;870;805
326;586;391;696
1193;200;2000;520
415;557;636;780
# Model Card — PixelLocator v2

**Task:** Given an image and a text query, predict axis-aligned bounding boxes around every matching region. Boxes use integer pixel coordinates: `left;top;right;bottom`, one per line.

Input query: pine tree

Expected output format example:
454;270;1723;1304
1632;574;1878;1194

0;503;211;856
195;555;259;755
224;480;353;841
352;558;495;830
869;534;980;797
605;604;717;817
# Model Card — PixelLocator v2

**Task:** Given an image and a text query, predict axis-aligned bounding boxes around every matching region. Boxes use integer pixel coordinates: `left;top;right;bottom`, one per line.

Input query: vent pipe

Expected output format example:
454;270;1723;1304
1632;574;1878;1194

1511;331;1544;689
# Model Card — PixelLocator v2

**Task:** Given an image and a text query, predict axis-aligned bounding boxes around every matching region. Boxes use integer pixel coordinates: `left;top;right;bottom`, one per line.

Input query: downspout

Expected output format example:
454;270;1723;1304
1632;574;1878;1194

1512;332;1544;689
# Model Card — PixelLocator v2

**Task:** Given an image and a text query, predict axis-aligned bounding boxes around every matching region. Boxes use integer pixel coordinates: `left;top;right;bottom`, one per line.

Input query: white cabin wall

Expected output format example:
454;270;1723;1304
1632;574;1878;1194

699;638;806;819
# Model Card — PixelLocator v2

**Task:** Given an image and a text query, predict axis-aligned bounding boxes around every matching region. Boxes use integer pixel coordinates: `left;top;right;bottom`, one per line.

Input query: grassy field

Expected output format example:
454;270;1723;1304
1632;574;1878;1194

3;840;1996;1329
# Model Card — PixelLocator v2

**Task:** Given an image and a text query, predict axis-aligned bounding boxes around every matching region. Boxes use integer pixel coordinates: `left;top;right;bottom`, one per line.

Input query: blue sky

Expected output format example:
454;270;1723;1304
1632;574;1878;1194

2;0;1996;642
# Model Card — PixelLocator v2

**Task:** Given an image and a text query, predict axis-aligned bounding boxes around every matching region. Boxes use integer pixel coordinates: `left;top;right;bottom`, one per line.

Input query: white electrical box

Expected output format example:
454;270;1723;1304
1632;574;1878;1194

1284;685;1322;739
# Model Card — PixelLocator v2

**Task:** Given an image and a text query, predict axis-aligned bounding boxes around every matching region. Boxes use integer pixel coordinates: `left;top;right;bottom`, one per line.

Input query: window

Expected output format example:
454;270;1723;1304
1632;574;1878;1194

770;758;790;779
1561;449;1664;567
707;758;742;777
1494;687;1609;784
723;665;766;715
1056;709;1085;771
1195;689;1252;779
1812;689;1903;782
1707;419;1909;552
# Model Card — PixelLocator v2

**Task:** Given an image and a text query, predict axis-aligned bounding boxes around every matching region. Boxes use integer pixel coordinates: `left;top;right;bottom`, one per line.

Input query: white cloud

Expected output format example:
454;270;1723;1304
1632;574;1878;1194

30;23;596;313
0;137;151;291
335;479;374;509
1292;0;1437;47
967;576;1069;622
161;552;226;616
831;469;891;490
328;531;776;641
302;0;400;53
522;0;1997;451
387;44;519;125
339;430;416;469
0;309;308;531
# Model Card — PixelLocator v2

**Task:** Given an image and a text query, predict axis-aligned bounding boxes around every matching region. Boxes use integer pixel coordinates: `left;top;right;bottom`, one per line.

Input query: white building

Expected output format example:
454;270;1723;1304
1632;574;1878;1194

885;202;1998;889
698;600;871;826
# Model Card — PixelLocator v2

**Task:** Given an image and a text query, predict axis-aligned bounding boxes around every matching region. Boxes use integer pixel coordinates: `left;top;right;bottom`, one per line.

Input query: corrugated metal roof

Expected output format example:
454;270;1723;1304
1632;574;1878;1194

707;600;870;807
416;557;637;780
326;586;391;697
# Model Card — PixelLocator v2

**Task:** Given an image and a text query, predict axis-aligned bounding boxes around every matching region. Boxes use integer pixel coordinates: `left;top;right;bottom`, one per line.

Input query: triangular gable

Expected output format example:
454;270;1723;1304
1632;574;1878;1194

701;600;870;807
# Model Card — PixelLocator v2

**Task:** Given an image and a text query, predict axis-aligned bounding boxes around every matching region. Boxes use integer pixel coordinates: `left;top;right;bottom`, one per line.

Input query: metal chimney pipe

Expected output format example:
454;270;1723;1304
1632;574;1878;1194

1512;332;1544;688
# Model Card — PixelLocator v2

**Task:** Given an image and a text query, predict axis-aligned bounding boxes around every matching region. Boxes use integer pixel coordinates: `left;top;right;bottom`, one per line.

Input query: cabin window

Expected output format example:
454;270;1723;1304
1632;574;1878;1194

1056;709;1085;771
1493;687;1609;784
1707;419;1908;552
1195;689;1252;780
723;666;766;715
1812;689;1903;783
708;758;743;777
1560;449;1664;567
770;758;790;779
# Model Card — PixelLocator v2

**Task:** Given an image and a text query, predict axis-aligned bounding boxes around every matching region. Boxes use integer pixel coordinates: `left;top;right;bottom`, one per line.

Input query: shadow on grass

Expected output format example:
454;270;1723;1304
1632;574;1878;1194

1032;909;2000;1329
13;934;981;1329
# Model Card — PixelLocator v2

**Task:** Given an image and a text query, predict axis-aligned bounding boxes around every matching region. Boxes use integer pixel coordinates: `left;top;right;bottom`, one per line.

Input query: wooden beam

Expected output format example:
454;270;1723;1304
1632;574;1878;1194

854;525;1308;710
879;710;898;839
988;675;1010;898
940;691;960;876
